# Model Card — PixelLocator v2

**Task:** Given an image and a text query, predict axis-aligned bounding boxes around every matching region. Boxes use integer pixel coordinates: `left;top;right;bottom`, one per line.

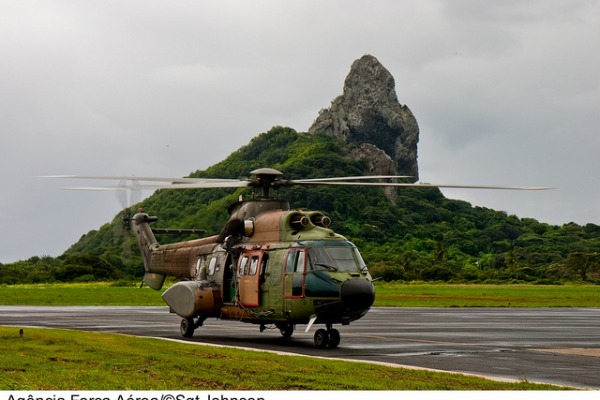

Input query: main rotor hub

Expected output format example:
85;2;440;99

250;168;286;199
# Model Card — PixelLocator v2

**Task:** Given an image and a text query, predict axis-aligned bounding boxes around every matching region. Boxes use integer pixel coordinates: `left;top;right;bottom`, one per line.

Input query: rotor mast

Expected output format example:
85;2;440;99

250;168;284;199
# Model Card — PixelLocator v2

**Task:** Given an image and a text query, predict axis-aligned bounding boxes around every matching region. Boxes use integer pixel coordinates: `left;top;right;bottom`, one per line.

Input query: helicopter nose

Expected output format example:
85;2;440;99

341;278;375;312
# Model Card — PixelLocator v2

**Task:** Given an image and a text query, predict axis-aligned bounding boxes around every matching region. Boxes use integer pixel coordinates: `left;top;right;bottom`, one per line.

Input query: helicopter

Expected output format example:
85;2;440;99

48;168;549;348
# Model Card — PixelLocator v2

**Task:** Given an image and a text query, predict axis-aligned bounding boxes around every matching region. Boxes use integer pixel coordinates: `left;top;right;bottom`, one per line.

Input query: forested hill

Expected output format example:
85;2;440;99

3;126;600;284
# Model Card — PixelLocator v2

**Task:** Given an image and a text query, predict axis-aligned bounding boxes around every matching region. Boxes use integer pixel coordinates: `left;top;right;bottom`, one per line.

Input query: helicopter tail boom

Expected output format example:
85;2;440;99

131;213;165;289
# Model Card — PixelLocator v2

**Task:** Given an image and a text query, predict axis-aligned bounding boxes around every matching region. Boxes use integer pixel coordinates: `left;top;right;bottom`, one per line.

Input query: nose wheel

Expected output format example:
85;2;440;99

314;326;340;348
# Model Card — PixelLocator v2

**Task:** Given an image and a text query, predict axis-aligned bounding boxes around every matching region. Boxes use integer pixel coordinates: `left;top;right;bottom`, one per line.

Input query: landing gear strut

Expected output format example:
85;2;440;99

180;316;205;338
314;324;340;348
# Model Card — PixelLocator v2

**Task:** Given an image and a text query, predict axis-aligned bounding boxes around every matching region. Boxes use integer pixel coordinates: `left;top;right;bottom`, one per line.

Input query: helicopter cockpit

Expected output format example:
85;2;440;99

284;241;375;321
303;241;368;273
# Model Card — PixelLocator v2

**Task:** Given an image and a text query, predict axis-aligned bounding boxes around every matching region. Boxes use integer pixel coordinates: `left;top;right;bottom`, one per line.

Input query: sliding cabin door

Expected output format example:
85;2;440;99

237;251;264;307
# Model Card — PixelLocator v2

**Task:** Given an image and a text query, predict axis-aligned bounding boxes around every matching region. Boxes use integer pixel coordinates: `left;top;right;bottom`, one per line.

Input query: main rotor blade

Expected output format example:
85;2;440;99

39;175;242;184
294;181;552;190
61;186;132;191
290;175;413;183
41;173;552;192
61;180;251;191
124;181;252;190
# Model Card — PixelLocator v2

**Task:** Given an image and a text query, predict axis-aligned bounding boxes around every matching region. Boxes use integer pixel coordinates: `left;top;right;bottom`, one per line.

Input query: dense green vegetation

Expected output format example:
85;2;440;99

2;126;600;285
0;326;561;389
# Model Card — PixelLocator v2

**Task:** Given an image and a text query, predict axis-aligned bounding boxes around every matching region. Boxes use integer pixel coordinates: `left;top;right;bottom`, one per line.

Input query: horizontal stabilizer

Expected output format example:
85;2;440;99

143;272;166;290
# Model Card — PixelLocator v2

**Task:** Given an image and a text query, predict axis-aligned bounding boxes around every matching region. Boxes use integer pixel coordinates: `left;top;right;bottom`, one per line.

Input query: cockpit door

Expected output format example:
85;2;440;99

283;248;305;298
237;251;263;307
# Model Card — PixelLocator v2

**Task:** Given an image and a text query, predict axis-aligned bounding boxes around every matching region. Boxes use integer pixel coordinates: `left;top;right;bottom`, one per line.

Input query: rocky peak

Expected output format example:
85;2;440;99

309;55;419;181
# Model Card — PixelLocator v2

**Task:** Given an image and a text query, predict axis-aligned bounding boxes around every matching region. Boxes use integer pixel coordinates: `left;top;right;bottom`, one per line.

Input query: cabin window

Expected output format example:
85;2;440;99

238;256;249;276
195;258;202;277
248;256;259;276
208;257;217;276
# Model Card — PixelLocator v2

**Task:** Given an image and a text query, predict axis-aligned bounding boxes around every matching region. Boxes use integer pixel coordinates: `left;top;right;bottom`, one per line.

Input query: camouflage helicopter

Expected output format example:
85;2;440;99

49;168;549;348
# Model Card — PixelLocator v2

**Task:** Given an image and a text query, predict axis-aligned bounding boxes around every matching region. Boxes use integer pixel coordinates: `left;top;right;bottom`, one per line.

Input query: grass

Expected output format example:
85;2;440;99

2;281;599;307
0;326;562;390
1;282;588;390
374;282;600;307
0;282;165;306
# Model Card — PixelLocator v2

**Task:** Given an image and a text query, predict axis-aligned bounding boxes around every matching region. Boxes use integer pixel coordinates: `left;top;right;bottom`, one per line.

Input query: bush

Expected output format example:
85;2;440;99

368;262;405;281
73;274;95;283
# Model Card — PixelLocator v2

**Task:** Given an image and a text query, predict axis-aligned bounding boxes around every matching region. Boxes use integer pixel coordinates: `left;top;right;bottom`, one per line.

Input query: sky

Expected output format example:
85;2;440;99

1;0;599;263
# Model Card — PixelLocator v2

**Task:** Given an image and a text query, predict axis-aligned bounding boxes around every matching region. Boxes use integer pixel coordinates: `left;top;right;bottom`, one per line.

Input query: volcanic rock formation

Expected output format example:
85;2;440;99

309;55;419;181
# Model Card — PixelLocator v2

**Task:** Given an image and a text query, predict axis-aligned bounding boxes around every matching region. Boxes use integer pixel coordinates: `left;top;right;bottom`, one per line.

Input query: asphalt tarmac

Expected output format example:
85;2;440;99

1;306;599;389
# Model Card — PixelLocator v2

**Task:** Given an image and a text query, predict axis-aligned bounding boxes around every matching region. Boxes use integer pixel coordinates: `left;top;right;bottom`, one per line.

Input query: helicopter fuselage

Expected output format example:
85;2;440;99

131;200;375;348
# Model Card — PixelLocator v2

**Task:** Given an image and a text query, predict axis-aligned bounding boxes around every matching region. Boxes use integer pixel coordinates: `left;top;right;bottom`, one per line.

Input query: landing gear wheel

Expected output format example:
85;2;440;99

328;328;341;348
314;329;329;348
279;323;294;338
180;317;195;338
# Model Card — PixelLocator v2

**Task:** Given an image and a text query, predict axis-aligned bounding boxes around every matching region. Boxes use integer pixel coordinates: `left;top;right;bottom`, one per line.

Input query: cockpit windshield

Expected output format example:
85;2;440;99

306;243;367;273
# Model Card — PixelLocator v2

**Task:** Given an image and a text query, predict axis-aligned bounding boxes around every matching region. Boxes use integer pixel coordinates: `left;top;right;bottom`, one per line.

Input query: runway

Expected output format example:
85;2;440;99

1;306;599;389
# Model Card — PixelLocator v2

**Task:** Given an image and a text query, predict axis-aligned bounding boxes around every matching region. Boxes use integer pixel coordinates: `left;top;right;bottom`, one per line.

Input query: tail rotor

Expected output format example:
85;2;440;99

116;178;142;232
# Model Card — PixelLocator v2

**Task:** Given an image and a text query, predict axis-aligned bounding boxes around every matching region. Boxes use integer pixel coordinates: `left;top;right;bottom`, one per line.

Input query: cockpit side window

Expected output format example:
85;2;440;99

295;250;305;272
285;249;306;273
284;249;306;297
260;254;268;283
285;250;296;273
352;246;367;270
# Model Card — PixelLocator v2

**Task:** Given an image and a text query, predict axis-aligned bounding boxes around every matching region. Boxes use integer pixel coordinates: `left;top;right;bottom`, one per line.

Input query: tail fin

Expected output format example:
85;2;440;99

131;212;165;290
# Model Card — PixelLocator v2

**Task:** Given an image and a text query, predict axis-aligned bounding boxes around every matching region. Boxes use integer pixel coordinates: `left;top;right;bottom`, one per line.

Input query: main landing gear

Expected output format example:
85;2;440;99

271;322;340;349
314;324;340;349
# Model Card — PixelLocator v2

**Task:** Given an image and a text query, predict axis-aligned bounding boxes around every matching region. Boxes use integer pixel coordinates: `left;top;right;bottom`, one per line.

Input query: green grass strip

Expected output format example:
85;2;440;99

1;282;165;306
374;282;600;307
2;282;599;307
0;327;562;390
